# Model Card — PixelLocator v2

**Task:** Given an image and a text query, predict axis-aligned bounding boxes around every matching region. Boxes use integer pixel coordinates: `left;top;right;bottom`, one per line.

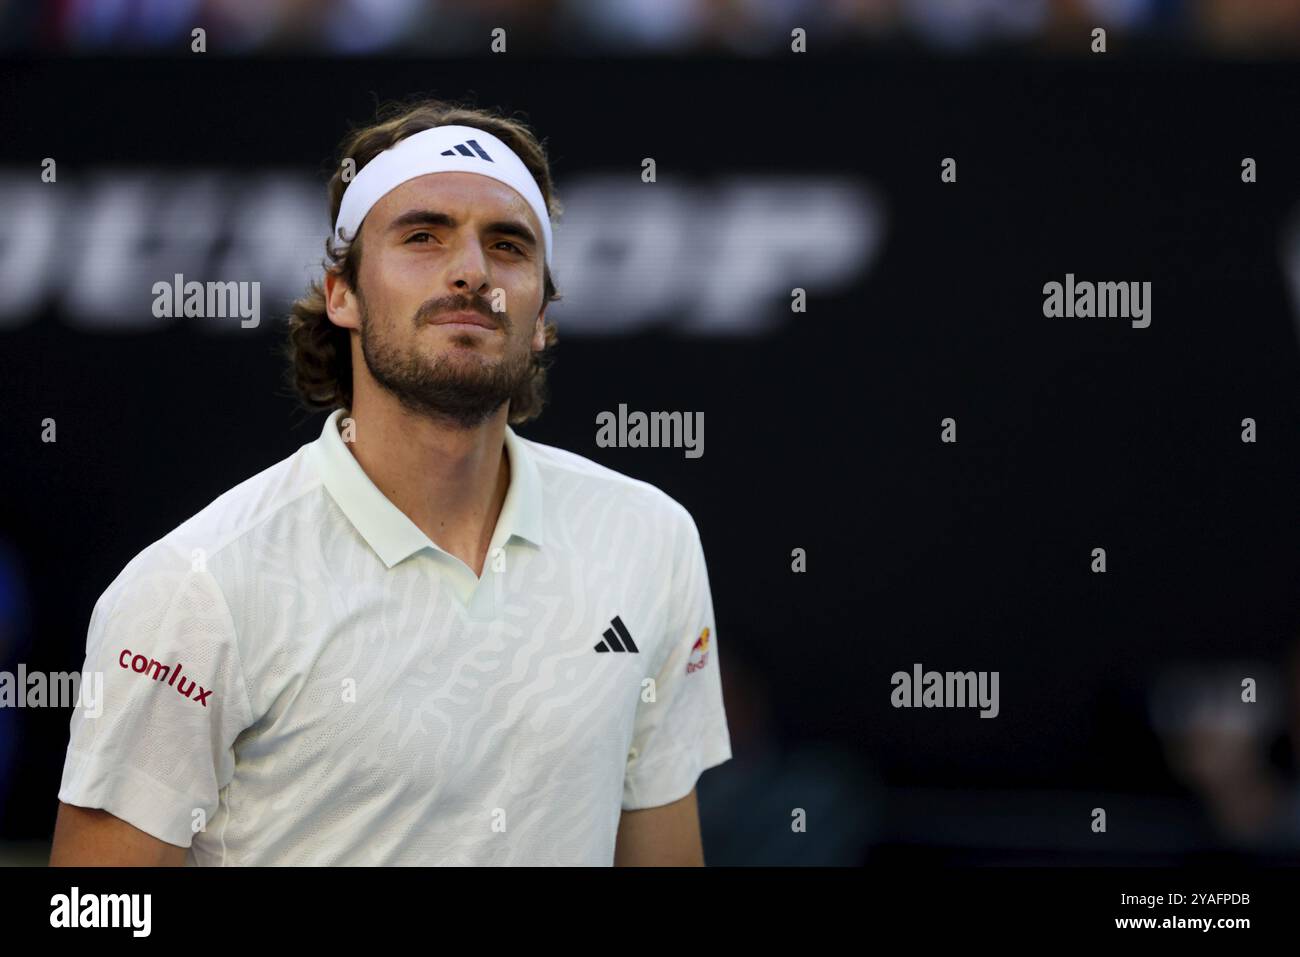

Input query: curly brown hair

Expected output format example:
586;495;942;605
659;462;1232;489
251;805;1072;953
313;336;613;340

284;96;562;424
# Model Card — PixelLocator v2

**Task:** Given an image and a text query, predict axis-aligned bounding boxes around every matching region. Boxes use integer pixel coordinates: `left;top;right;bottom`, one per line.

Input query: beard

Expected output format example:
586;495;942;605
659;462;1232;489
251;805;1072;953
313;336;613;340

358;293;533;431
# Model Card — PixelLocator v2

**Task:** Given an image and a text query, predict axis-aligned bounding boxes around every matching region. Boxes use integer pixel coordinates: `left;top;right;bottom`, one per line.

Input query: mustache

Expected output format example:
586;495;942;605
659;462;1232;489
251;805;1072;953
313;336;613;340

415;296;506;329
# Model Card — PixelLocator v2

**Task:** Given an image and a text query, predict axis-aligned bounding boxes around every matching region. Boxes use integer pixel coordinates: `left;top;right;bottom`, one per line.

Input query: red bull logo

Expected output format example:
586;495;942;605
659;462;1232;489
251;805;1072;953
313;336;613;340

686;626;710;674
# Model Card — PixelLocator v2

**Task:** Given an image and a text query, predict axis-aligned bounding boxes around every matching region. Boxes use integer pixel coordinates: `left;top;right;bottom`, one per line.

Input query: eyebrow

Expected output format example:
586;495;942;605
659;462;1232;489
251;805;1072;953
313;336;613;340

386;209;537;248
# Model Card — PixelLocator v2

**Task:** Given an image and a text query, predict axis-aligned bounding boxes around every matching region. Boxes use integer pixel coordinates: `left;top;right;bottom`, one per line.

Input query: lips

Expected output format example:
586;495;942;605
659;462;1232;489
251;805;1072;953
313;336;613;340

429;310;497;330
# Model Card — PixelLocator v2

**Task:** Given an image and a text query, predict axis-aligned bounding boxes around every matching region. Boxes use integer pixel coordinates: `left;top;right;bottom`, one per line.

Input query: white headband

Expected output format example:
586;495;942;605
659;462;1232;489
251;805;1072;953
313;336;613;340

334;124;553;270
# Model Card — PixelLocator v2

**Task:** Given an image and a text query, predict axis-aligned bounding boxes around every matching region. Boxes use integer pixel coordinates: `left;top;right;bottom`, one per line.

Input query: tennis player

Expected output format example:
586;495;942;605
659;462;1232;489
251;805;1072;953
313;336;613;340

50;98;731;865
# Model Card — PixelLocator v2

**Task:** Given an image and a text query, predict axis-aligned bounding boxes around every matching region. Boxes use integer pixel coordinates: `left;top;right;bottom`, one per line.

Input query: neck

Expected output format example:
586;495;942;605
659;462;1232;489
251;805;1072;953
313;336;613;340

344;383;511;577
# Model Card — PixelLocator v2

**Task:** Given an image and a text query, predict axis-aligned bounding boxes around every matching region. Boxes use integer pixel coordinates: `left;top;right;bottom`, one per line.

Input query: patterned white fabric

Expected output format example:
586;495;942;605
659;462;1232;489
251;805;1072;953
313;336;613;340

59;410;731;865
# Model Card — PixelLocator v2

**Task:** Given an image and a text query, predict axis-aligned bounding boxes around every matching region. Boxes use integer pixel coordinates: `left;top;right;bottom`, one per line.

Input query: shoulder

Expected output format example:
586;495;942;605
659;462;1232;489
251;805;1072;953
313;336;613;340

93;446;321;618
517;434;702;545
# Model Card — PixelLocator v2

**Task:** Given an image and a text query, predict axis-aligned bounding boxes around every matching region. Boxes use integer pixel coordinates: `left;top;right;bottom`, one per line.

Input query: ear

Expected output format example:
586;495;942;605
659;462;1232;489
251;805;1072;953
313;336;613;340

531;306;548;353
324;269;361;332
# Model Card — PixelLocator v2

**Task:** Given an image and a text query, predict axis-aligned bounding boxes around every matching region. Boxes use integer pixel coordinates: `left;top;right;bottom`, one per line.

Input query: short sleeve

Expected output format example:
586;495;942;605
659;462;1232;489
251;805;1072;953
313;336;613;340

622;513;732;810
58;554;254;848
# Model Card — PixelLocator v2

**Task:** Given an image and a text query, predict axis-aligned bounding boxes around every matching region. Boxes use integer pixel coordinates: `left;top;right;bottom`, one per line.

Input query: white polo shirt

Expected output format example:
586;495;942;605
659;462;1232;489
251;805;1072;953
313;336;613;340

59;409;731;865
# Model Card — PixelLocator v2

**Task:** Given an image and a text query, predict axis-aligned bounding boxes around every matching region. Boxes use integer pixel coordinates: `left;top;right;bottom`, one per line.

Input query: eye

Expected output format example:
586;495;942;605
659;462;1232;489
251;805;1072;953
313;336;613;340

405;231;435;244
494;241;524;255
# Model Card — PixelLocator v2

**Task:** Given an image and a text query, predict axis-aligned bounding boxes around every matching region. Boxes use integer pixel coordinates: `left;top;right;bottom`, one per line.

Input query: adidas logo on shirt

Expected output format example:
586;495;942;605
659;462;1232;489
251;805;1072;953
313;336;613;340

440;139;493;162
593;615;638;654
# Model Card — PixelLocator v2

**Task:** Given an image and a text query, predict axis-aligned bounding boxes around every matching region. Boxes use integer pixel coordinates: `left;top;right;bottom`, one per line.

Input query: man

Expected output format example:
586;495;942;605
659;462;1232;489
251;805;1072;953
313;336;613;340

50;98;731;865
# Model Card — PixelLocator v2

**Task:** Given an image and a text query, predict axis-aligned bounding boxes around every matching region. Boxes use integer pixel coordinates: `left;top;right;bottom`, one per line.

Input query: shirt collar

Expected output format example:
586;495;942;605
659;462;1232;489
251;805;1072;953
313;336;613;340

308;408;545;570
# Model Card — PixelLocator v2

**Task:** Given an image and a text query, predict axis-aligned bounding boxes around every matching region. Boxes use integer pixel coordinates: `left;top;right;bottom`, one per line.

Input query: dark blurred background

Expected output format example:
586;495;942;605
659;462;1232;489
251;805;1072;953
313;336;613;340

1;0;1300;866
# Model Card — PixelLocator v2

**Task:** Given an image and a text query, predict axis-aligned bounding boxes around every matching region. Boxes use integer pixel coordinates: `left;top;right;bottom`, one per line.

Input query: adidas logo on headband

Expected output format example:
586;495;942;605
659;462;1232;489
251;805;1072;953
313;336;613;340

440;139;493;162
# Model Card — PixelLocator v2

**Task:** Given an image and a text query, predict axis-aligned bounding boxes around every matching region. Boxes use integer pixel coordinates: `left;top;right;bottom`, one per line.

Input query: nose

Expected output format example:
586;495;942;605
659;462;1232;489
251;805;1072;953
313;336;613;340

446;233;490;296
